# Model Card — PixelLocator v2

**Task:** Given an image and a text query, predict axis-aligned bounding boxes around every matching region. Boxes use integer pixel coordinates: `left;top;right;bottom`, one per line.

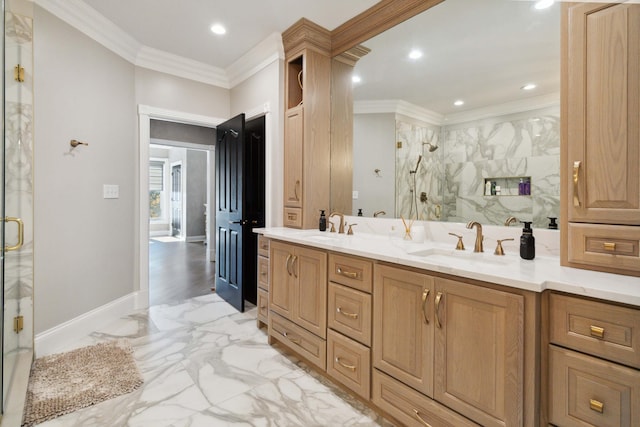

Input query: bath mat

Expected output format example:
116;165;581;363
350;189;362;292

22;340;143;426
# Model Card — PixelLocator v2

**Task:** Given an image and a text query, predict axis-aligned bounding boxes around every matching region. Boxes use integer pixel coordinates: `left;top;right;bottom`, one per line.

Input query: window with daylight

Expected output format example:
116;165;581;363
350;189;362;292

149;160;167;220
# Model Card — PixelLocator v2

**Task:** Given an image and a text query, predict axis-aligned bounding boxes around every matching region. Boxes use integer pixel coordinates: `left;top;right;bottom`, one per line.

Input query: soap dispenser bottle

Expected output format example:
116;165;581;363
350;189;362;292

319;210;327;232
520;222;535;260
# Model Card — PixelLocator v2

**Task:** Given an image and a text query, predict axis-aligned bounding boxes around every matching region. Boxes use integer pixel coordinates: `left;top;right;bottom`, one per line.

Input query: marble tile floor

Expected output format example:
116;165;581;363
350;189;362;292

36;293;388;426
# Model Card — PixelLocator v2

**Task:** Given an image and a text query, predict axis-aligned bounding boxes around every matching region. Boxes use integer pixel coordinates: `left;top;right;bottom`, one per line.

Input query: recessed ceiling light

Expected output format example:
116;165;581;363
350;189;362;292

352;75;361;84
454;100;464;106
521;83;537;91
210;24;226;35
534;0;554;10
408;49;423;60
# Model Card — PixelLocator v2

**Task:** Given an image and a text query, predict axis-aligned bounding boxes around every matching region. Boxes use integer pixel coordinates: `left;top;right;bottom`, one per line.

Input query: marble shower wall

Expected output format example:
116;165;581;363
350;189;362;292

395;106;560;228
442;106;560;229
4;11;34;356
395;119;443;221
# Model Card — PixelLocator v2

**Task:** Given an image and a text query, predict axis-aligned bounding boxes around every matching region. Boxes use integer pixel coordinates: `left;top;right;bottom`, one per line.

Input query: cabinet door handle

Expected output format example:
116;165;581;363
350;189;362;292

285;254;293;276
294;179;300;201
412;409;433;427
589;399;604;413
573;161;581;207
590;325;605;339
336;307;359;319
337;267;358;279
421;289;430;324
434;292;443;329
291;255;298;278
335;357;356;371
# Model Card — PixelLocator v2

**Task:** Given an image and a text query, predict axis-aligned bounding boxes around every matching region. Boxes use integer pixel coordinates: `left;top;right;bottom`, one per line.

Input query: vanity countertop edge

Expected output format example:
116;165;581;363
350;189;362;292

255;227;640;307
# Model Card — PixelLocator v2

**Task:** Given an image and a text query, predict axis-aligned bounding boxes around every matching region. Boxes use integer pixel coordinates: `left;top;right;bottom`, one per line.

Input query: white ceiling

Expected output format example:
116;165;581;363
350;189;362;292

81;0;379;69
76;0;560;119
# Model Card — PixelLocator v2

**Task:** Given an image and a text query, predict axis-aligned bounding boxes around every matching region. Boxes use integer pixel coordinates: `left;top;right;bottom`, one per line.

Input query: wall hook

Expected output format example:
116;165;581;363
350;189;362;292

70;139;88;148
374;168;382;177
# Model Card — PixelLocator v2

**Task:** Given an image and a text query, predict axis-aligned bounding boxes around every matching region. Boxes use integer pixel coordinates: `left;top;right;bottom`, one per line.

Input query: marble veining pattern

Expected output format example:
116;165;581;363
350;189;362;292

395;107;560;228
36;294;386;427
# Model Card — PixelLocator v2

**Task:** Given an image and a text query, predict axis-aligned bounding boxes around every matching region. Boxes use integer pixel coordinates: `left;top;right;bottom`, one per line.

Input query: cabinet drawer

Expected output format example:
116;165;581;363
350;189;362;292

549;345;640;427
372;369;479;427
567;223;640;274
269;312;326;370
257;289;269;324
550;293;640;368
328;282;372;346
283;207;302;228
328;253;372;293
326;330;371;400
257;255;269;291
258;235;270;258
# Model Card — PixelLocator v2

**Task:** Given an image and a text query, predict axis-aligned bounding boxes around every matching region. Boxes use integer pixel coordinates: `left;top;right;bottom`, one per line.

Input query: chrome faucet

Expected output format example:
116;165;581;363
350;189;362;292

330;212;345;234
373;210;386;218
466;221;484;252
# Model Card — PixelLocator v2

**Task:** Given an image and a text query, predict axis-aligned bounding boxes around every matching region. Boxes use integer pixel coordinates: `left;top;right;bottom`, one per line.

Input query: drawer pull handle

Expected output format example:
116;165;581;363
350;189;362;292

413;409;433;427
590;325;605;339
589;399;604;413
335;357;356;371
337;267;358;279
337;307;359;319
435;292;443;329
573;160;581;207
282;331;300;344
603;242;616;251
421;289;430;324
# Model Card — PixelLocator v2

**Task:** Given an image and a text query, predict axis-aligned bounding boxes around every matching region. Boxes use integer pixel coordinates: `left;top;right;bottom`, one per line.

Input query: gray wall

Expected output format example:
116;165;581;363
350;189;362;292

186;150;207;239
150;120;215;146
33;5;232;334
353;113;396;217
34;6;136;333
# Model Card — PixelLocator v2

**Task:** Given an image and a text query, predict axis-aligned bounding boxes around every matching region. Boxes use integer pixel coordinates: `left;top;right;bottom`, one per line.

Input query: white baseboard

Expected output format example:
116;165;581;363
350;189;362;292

185;235;205;243
34;291;143;357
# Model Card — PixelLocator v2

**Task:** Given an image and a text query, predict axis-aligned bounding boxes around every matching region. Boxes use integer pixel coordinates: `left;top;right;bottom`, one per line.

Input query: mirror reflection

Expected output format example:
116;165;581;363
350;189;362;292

350;0;560;229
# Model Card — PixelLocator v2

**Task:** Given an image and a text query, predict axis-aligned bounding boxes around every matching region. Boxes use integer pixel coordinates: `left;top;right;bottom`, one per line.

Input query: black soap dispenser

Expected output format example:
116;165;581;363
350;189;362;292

319;210;327;232
520;222;535;260
547;217;558;230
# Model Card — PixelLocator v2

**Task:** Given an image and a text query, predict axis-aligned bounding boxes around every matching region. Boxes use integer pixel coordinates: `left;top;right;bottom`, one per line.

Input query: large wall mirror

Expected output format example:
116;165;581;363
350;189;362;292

342;0;560;229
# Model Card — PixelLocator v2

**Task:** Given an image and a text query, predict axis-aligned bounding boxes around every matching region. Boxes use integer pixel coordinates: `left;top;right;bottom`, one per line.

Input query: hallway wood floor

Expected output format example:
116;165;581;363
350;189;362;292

149;239;214;306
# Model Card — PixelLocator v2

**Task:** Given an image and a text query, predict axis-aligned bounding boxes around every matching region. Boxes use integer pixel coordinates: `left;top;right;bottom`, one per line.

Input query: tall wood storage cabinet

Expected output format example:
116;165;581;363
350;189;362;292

562;2;640;276
282;20;332;229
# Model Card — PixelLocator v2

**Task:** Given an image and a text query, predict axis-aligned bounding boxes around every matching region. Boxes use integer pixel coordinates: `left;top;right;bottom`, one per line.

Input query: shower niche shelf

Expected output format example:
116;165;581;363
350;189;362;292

484;176;531;196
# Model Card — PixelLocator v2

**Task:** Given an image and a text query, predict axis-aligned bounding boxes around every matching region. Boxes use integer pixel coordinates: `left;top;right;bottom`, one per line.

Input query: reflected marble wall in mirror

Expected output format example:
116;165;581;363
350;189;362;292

349;0;560;229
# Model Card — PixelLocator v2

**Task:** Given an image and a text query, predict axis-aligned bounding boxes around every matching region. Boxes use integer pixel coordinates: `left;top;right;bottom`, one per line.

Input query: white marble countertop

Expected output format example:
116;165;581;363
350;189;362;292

256;227;640;307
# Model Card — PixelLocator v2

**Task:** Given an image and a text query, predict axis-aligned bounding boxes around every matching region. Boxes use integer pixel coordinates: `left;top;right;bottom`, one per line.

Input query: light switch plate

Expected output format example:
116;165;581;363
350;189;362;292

103;184;119;199
352;190;359;199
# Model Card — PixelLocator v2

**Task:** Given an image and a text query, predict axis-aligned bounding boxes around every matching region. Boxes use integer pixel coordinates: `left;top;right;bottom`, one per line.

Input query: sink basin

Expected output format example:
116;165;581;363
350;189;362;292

408;247;511;266
294;230;346;242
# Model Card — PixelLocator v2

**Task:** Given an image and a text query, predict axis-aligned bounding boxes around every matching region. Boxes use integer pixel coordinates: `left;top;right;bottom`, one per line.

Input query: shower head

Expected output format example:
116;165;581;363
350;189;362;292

423;142;439;152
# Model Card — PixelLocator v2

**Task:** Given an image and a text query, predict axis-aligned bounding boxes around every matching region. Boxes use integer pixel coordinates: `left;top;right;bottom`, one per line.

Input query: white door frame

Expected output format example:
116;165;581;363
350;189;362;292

137;103;272;310
137;105;224;309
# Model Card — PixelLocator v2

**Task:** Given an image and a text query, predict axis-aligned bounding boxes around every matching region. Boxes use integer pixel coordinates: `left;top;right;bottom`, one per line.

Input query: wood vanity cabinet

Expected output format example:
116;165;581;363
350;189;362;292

548;292;640;426
562;2;640;276
372;264;526;427
268;240;327;369
281;20;332;229
256;235;270;327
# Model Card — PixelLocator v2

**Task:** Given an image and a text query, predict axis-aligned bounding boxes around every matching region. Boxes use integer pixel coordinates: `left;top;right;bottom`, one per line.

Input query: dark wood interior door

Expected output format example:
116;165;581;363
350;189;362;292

215;114;245;312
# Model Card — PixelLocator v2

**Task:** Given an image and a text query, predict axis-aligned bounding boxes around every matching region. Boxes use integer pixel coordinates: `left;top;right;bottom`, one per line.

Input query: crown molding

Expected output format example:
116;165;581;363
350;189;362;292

443;92;560;125
354;100;444;126
355;93;560;127
35;0;140;63
226;32;284;88
36;0;281;89
136;46;229;88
